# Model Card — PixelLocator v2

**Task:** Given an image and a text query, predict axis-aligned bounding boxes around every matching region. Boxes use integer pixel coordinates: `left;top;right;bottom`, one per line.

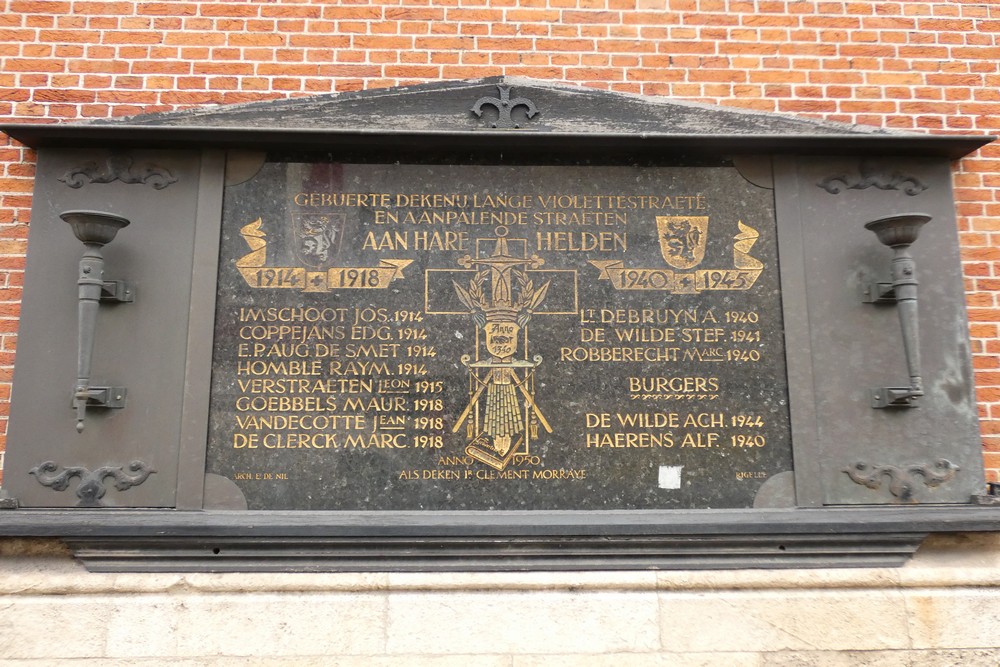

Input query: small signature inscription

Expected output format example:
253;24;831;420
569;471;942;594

233;472;288;481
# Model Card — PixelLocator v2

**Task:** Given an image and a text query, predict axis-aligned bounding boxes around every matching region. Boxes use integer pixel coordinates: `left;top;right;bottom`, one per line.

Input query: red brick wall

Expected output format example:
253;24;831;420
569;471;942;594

1;0;998;483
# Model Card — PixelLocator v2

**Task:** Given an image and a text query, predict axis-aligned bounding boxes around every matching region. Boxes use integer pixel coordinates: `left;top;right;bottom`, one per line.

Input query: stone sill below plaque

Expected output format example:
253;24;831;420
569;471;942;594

2;507;1000;572
2;533;1000;594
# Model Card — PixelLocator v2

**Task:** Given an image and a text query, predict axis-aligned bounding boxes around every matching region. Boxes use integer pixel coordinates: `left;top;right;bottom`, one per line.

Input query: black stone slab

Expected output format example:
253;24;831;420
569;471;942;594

205;159;792;510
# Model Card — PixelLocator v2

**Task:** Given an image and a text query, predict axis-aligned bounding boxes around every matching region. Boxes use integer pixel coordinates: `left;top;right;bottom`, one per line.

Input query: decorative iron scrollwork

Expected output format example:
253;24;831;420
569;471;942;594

59;153;177;190
471;83;538;129
29;460;155;507
843;459;958;501
817;160;927;196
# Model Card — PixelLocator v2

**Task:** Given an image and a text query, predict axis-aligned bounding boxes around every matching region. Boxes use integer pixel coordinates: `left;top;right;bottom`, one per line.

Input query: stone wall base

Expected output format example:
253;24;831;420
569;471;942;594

2;534;999;664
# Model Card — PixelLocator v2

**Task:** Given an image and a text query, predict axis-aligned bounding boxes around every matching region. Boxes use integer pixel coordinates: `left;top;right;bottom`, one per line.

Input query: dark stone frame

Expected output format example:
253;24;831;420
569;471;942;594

1;78;999;571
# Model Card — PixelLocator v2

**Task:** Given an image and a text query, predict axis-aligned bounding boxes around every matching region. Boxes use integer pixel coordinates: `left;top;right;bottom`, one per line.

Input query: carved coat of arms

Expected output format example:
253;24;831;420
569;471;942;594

294;213;345;268
657;216;709;269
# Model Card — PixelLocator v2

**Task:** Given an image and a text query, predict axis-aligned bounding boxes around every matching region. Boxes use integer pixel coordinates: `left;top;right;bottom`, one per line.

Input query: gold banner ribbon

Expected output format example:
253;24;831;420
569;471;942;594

590;221;764;293
236;219;412;291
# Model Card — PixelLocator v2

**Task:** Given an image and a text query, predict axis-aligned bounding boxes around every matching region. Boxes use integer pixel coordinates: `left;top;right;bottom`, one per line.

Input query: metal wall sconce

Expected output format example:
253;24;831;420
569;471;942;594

862;213;931;409
62;210;134;432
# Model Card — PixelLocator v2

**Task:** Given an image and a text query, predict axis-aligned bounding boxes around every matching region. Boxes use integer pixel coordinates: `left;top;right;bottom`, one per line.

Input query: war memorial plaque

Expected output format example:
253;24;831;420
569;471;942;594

2;79;998;570
206;161;793;510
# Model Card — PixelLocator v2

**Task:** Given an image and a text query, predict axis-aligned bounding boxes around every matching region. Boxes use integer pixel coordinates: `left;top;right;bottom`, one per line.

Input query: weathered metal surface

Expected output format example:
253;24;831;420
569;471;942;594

471;82;539;129
3;149;203;507
773;156;984;504
79;77;907;136
0;80;992;571
843;459;959;501
0;505;997;571
863;213;931;409
58;153;178;190
816;160;929;196
1;79;992;158
28;460;155;507
67;533;927;572
62;210;133;432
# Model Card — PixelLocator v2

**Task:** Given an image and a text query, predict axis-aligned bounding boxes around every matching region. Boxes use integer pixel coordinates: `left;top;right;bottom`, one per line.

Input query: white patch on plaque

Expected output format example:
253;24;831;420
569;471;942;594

658;465;683;490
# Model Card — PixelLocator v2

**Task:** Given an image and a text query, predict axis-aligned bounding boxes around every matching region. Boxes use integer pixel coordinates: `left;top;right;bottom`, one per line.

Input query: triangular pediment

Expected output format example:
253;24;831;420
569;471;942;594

92;76;888;137
2;77;991;158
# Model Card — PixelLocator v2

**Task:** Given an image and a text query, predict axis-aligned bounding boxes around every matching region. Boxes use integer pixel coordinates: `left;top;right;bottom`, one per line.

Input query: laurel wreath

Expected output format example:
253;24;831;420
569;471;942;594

453;268;551;328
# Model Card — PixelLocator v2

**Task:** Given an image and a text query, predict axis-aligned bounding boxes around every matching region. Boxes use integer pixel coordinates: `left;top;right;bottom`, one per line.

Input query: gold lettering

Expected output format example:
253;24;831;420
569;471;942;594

626;377;720;393
535;231;626;252
585;432;675;448
560;347;681;362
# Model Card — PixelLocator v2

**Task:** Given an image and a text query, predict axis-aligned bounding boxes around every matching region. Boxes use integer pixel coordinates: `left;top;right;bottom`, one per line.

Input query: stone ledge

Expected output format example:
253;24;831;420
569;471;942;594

2;533;1000;596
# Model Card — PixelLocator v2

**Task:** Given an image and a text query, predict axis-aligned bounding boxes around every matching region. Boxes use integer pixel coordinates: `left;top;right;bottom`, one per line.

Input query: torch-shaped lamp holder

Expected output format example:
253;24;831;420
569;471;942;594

62;210;134;432
862;213;931;409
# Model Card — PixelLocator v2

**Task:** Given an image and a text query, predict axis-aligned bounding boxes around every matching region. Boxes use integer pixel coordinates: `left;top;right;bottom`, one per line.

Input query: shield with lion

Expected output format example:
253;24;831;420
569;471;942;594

656;216;709;270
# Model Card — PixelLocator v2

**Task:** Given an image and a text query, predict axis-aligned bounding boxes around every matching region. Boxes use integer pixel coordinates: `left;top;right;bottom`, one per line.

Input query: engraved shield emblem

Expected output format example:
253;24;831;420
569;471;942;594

293;212;345;268
656;216;709;270
485;321;520;359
